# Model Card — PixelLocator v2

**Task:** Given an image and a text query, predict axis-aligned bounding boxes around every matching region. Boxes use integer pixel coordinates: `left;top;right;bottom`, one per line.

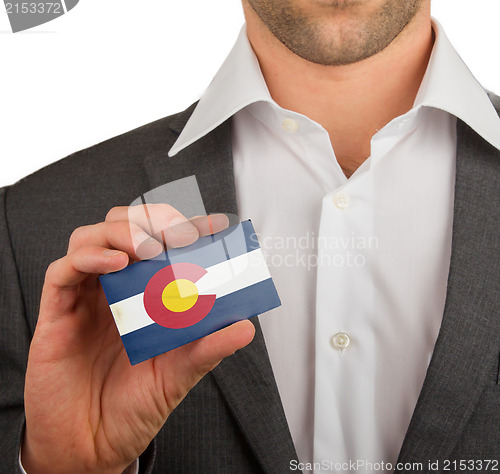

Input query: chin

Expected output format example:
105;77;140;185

305;0;370;8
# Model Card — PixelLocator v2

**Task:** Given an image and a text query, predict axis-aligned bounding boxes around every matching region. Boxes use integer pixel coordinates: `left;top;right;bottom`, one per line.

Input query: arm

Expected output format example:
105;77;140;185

1;188;147;474
2;201;253;474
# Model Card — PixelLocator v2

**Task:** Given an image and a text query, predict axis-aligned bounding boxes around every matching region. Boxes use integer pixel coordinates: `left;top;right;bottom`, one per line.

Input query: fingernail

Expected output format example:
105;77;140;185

170;217;197;234
103;249;123;257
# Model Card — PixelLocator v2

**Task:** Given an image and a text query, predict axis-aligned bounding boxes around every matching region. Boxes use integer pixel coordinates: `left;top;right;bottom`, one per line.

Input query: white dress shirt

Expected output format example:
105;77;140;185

169;19;500;473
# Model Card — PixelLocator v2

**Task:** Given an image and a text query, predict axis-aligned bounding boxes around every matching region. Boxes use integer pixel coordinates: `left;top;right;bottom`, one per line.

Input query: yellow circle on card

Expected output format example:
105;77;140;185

161;279;199;313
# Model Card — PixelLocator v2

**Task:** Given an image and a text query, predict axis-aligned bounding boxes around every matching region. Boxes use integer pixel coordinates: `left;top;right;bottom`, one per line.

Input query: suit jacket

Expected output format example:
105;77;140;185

0;96;499;474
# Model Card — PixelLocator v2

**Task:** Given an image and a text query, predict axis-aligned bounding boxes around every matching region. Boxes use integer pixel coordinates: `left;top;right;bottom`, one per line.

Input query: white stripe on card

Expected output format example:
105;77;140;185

110;249;270;336
110;293;155;336
195;249;270;298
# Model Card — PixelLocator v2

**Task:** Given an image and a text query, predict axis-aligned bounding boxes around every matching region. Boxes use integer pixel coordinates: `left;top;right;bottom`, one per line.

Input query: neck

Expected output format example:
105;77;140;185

243;3;434;177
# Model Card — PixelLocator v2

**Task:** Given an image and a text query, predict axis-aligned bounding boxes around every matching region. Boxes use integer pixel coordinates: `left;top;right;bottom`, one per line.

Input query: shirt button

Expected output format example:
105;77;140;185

331;332;350;350
282;118;299;133
333;192;350;209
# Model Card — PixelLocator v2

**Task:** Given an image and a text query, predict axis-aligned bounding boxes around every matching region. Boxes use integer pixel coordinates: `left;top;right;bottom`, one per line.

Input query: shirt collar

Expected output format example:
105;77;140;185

415;19;500;150
169;20;500;157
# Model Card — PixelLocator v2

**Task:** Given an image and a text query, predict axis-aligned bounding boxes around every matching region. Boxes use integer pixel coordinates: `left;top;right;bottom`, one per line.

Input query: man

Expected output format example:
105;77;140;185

1;0;499;472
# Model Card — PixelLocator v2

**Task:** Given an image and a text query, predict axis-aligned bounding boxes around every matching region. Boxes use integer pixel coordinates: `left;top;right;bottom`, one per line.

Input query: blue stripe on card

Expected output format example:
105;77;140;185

121;278;280;365
100;220;259;305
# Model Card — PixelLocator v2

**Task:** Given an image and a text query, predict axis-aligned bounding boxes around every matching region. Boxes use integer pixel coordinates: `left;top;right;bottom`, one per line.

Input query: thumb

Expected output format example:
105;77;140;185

153;320;255;407
186;319;256;373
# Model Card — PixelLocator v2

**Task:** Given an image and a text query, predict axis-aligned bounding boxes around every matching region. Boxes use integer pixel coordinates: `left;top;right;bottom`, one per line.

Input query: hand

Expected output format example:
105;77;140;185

22;205;255;474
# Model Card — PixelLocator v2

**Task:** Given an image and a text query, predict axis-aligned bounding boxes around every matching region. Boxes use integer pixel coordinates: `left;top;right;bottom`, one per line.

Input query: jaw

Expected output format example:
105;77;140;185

243;0;429;66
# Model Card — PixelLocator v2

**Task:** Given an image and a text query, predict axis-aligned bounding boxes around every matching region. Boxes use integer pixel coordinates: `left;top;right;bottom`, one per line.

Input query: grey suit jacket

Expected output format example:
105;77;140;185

0;97;499;473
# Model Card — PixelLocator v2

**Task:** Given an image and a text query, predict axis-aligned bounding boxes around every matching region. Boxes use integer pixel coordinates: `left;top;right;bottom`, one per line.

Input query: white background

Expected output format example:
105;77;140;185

0;0;498;187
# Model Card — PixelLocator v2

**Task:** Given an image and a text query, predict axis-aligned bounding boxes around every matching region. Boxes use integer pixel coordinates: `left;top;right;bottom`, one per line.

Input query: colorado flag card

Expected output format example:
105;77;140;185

100;220;281;365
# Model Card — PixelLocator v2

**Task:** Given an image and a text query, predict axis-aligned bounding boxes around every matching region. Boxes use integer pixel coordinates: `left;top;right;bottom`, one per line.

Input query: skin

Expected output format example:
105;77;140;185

22;207;255;473
242;0;433;177
23;1;433;471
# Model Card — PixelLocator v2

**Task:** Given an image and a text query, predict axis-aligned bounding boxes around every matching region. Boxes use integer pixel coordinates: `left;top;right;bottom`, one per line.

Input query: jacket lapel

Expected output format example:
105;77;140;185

396;119;500;467
143;104;238;217
211;323;300;473
142;108;298;473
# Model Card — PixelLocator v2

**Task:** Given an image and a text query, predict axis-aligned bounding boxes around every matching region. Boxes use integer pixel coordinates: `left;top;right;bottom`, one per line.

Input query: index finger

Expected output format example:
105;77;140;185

106;204;229;249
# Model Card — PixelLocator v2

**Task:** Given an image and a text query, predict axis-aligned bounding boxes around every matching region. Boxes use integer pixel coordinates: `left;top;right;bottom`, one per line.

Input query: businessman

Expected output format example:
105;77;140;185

1;0;499;472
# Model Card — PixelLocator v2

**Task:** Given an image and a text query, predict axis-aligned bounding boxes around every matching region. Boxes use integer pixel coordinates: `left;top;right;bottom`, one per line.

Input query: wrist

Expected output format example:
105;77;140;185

20;431;48;474
21;430;128;474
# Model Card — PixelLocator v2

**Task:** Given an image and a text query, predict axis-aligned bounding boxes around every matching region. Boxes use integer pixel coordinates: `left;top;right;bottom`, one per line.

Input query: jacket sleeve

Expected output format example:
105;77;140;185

0;185;158;473
0;186;32;474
